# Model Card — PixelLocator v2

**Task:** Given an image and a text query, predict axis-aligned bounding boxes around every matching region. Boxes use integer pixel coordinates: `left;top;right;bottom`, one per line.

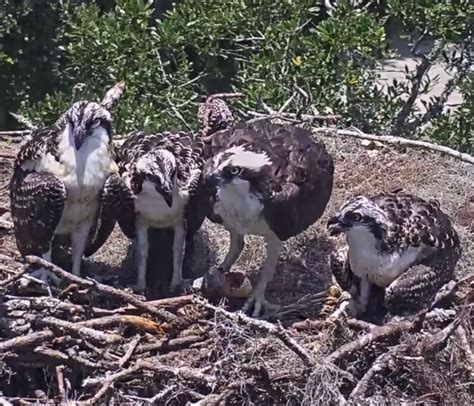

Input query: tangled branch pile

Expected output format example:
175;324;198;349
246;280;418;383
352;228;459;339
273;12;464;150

0;254;472;405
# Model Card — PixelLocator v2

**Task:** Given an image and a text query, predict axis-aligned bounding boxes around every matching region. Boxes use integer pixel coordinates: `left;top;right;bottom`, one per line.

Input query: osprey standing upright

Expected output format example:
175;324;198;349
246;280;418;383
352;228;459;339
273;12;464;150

10;82;125;282
199;122;334;316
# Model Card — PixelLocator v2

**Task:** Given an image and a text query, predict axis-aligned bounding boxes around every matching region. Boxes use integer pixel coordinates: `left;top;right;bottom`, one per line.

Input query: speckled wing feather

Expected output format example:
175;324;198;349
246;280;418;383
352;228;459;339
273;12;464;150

114;130;206;238
198;98;233;136
116;130;205;186
329;246;356;292
10;169;66;256
14;127;60;169
200;122;335;240
372;192;461;255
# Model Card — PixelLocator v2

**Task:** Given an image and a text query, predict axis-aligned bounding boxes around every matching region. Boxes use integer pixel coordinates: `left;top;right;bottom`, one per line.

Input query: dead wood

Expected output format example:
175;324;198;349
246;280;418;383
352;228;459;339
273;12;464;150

0;251;470;404
78;315;165;335
195;296;315;366
326;319;414;364
35;316;122;344
24;255;176;322
0;330;55;353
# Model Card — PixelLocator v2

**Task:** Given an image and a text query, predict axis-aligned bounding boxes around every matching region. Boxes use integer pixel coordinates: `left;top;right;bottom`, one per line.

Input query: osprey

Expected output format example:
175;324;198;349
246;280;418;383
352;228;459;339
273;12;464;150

10;99;120;282
197;93;239;138
113;130;206;293
199;122;334;316
327;191;462;317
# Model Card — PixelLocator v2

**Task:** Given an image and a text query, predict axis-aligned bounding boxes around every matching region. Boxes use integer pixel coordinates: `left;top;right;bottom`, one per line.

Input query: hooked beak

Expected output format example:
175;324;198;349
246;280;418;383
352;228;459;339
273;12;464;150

327;215;347;236
162;189;173;208
206;173;221;190
74;127;87;150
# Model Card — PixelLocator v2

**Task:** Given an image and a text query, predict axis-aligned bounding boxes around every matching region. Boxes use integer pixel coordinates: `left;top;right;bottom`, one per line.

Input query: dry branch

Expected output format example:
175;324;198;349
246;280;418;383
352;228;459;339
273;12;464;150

315;127;474;164
194;296;315;366
79;315;165;335
0;330;55;353
346;350;396;403
326;319;414;364
23;256;176;322
36;316;122;344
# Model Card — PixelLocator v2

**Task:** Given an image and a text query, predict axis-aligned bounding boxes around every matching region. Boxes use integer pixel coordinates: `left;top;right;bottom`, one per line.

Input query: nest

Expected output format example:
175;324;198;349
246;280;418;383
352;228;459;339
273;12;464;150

0;253;472;405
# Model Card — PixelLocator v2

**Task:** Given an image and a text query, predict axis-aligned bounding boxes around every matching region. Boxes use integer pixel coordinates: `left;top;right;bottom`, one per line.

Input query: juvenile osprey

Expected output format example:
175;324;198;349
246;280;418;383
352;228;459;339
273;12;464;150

199;122;334;316
327;191;461;317
10;100;119;281
197;93;240;138
113;130;206;293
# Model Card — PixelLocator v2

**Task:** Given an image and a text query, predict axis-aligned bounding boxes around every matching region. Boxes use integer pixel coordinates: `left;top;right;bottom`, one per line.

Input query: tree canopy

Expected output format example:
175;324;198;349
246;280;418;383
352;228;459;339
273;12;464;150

0;0;472;151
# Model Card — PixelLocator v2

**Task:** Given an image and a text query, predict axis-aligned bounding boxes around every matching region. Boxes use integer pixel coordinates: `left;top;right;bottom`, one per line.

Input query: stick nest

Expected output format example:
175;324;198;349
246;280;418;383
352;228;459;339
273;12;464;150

0;254;472;405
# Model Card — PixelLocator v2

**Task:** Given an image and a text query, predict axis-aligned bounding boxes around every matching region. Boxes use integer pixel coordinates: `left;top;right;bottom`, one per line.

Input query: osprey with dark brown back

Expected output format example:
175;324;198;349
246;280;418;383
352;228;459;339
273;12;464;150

198;121;334;316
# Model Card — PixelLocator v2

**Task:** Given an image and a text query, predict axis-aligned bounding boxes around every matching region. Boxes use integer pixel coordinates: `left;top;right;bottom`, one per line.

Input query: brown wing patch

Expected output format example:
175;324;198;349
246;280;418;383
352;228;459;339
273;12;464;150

372;192;460;253
9;170;66;256
203;122;334;240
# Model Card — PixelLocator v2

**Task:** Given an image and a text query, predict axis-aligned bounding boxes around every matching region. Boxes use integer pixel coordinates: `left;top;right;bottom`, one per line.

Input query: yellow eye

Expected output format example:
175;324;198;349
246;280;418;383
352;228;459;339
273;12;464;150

230;166;241;176
352;213;362;222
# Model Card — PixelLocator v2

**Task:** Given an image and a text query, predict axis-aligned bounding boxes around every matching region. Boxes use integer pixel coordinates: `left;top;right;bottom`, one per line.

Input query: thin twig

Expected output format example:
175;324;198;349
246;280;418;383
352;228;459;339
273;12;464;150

316;127;474;164
56;365;67;402
194;297;315;366
23;256;176;322
119;335;141;368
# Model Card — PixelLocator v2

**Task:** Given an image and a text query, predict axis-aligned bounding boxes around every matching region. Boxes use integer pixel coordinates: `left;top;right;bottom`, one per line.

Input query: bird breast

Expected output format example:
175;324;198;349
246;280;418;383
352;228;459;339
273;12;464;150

213;181;268;235
33;127;112;233
346;227;424;287
134;180;188;228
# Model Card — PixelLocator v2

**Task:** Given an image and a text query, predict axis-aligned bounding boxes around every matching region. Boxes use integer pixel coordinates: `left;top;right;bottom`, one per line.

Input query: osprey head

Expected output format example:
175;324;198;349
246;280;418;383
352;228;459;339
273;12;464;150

64;101;112;149
135;150;177;207
327;196;388;238
205;145;272;192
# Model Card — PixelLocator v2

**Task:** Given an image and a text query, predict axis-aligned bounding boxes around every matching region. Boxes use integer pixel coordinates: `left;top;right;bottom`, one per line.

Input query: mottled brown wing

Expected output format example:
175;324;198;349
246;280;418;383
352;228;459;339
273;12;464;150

10;169;66;256
259;124;334;240
14;127;59;169
373;193;460;253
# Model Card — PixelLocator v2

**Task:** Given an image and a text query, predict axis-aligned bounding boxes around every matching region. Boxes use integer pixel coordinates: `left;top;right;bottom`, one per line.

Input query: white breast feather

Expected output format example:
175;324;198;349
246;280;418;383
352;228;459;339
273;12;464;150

135;180;187;228
22;125;112;234
214;178;271;235
346;226;424;287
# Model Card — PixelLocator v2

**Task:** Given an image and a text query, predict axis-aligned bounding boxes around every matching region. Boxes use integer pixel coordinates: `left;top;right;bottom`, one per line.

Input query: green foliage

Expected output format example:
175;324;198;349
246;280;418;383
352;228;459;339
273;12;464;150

425;72;473;151
23;0;198;133
388;0;474;41
2;0;473;152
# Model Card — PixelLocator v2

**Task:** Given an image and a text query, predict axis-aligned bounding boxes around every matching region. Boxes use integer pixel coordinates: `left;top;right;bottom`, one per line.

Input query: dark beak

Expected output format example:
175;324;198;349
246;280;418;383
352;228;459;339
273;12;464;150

162;190;173;207
327;215;346;236
74;127;87;150
206;173;221;190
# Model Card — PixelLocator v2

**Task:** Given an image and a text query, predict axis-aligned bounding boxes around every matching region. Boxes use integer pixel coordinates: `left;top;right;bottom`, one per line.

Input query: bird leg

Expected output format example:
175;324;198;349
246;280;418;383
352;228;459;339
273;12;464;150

327;277;371;321
242;234;282;318
202;230;245;294
71;221;93;277
169;221;188;292
219;230;244;273
134;223;149;293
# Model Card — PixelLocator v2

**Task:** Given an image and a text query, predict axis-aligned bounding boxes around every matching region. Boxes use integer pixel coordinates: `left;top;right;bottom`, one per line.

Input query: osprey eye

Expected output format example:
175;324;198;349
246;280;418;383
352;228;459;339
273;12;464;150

90;118;101;129
352;213;362;222
229;166;241;176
